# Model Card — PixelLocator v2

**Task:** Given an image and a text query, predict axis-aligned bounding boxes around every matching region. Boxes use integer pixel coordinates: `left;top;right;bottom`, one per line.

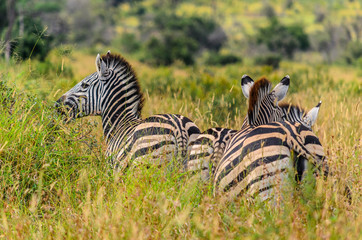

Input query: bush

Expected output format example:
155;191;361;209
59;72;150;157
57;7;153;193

116;33;141;53
262;3;276;19
255;18;309;59
13;17;53;61
141;12;227;66
343;41;362;65
205;52;241;66
254;53;282;69
144;34;198;66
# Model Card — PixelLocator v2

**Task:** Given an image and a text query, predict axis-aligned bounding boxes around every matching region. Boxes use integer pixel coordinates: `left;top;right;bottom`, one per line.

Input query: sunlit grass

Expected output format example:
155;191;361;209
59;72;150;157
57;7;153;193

0;50;361;238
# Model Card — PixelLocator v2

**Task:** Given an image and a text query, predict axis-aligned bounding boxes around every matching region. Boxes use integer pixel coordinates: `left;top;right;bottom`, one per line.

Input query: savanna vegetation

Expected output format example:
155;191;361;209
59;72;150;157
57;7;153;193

0;0;361;238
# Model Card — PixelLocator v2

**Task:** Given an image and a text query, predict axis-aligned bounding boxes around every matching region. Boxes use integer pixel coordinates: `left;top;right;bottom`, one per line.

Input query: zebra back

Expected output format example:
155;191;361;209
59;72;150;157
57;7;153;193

213;121;327;201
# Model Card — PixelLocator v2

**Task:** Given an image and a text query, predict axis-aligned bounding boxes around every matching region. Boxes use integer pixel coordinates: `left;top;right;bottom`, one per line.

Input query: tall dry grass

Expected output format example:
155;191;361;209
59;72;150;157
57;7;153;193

0;52;360;239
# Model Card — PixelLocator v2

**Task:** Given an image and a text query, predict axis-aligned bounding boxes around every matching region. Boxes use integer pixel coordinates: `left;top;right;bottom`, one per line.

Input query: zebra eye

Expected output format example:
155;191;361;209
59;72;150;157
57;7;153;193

81;82;90;88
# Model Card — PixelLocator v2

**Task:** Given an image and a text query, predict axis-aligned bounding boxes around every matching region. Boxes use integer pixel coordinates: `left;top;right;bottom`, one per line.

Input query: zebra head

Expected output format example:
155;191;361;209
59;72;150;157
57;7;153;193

55;50;144;122
241;75;290;127
54;53;116;120
55;71;101;120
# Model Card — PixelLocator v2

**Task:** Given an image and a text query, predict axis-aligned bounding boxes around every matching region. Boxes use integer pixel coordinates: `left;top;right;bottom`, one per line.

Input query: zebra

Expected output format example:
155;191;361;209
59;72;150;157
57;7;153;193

213;120;327;202
56;51;200;171
187;75;292;180
187;102;321;182
241;74;321;128
211;76;326;201
187;127;237;180
240;74;290;129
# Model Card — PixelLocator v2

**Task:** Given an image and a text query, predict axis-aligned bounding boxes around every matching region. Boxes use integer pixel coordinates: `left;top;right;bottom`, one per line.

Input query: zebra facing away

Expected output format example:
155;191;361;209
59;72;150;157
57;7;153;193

187;75;291;180
56;51;200;170
212;81;326;201
187;75;322;183
240;74;290;129
187;102;322;182
240;74;322;128
213;120;327;202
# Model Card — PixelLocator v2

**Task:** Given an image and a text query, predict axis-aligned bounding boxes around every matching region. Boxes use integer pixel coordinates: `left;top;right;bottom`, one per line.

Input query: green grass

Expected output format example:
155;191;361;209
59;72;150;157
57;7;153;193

0;52;361;239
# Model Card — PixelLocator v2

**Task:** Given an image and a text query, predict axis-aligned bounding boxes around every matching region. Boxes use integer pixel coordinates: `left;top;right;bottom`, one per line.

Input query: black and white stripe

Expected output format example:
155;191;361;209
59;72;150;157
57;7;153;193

56;51;200;170
213;120;328;201
240;75;290;129
186;102;321;181
210;75;325;200
187;127;237;180
187;75;292;180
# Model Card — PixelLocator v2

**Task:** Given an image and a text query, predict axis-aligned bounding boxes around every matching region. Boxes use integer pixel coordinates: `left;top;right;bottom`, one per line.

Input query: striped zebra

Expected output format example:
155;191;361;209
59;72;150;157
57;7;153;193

187;102;321;182
240;74;290;129
241;74;321;128
213;120;327;202
56;51;200;171
212;76;326;200
187;75;295;180
187;127;237;180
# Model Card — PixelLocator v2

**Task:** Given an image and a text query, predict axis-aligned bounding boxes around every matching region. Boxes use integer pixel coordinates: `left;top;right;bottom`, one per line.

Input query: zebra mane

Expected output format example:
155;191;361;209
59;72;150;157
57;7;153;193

278;102;306;122
101;52;145;117
248;77;272;125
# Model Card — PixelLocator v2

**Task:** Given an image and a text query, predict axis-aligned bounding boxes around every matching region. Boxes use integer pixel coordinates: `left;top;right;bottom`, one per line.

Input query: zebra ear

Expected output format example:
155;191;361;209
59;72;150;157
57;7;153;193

241;74;254;98
95;53;108;77
303;101;321;127
272;75;290;102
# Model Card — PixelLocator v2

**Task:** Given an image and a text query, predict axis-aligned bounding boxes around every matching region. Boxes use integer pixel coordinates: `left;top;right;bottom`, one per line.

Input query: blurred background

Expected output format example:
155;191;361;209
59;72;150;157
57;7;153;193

1;0;361;67
0;0;361;127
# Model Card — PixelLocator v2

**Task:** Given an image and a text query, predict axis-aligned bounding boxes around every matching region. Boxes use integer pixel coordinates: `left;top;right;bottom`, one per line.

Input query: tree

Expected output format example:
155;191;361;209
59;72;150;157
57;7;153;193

141;12;227;66
4;0;16;62
65;0;114;46
1;0;61;61
255;18;309;59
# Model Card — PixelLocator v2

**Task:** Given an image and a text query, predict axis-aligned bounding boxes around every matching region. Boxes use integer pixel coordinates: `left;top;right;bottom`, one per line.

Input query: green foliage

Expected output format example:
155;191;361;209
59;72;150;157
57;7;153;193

261;2;276;19
118;33;141;53
141;67;243;124
144;34;198;65
205;52;242;66
0;78;105;211
111;0;144;7
141;12;226;66
34;60;73;79
33;2;62;12
254;53;282;69
343;41;362;65
13;18;53;61
255;18;310;59
0;0;7;30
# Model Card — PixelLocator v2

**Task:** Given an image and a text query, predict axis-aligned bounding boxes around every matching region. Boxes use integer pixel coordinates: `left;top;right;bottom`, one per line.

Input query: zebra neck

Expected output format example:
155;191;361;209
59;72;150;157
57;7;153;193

103;116;141;144
100;78;143;142
240;117;248;130
101;104;142;141
249;95;279;126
